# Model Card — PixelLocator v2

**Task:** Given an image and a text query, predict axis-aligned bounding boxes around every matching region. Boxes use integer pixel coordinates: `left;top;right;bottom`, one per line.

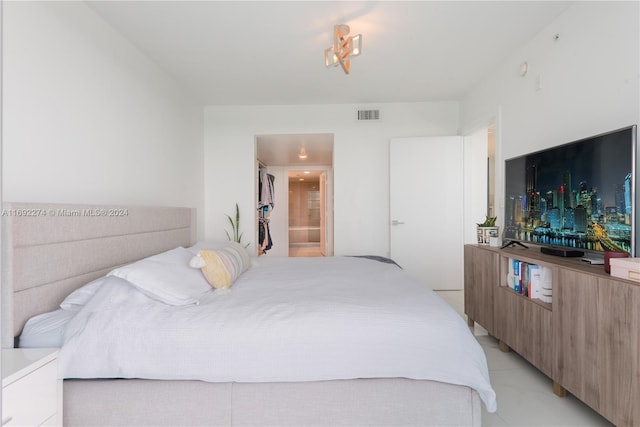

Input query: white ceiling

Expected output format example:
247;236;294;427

257;133;334;166
87;1;572;107
85;1;572;166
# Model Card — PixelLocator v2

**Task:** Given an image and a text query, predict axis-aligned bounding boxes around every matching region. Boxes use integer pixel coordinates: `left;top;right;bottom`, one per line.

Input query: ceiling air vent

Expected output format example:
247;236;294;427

357;109;380;121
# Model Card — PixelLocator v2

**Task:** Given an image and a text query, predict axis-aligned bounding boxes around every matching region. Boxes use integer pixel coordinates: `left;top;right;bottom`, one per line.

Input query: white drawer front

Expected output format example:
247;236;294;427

2;360;58;426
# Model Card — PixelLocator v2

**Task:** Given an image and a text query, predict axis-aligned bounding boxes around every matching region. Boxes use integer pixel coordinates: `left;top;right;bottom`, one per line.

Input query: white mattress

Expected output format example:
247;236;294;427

52;256;496;412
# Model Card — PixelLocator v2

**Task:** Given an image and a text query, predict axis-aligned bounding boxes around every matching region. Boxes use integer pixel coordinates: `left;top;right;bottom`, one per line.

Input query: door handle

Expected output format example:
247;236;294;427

391;220;405;226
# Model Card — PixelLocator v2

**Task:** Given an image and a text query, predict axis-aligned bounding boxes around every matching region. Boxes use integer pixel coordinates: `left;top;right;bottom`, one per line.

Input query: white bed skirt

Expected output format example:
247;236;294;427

64;378;482;426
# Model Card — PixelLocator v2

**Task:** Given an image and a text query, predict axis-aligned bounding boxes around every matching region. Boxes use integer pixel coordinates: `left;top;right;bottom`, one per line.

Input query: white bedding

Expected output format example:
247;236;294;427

19;309;75;348
57;256;497;412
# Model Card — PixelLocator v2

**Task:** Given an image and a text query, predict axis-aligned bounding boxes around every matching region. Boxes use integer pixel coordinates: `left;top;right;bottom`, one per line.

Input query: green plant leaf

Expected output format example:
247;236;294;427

225;203;247;245
477;215;498;227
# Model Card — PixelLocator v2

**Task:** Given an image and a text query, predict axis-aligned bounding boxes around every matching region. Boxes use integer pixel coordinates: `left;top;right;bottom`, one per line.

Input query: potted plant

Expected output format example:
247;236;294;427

476;215;499;245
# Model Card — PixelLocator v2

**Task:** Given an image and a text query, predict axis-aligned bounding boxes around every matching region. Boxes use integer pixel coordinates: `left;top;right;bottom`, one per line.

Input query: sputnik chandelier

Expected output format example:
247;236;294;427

324;24;362;75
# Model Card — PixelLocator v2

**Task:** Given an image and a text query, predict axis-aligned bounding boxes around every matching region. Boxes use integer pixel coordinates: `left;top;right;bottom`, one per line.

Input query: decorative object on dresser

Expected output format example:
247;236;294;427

597;222;632;273
609;257;640;282
476;215;499;245
464;244;640;427
603;250;630;274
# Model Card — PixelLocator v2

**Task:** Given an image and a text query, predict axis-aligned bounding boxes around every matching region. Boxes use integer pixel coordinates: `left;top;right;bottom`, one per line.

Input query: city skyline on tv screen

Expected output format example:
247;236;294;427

504;128;633;254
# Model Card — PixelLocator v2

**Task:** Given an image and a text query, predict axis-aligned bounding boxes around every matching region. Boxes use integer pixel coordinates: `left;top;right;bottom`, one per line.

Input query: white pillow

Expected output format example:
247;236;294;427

60;277;107;311
108;247;212;306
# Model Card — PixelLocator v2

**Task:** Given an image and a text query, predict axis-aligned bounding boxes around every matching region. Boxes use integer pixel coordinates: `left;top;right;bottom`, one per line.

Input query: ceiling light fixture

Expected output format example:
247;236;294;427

324;24;362;75
298;147;308;159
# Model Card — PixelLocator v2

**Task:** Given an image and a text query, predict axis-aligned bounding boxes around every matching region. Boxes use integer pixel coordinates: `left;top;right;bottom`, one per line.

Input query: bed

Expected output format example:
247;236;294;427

3;202;496;426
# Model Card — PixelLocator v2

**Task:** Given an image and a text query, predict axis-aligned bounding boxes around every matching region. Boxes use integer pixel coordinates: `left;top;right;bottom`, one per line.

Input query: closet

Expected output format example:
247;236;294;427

257;163;275;255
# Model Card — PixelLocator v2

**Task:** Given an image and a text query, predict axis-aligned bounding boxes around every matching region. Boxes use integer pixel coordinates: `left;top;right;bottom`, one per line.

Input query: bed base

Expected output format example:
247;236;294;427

64;378;481;426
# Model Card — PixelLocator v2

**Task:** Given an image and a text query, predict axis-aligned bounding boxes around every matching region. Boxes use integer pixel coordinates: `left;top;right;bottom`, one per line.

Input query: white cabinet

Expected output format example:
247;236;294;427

2;348;62;426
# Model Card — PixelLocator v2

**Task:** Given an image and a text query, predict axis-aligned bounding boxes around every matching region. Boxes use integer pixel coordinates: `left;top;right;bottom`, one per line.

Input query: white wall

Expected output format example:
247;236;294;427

204;102;459;257
461;1;639;226
2;2;205;237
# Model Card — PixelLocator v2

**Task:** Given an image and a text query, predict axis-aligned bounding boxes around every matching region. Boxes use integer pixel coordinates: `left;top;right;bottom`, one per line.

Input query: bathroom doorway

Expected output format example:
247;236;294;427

288;170;326;257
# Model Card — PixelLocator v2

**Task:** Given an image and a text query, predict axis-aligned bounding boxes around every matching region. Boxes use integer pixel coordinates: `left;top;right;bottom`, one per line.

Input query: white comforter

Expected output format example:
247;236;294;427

59;256;497;412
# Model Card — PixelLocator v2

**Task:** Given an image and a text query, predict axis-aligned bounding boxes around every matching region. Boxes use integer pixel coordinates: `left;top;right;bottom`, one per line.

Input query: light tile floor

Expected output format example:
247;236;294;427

289;243;323;257
435;290;614;427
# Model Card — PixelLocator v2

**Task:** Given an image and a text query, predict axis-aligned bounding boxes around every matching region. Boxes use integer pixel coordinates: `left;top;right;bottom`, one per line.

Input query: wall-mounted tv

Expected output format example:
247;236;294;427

503;125;637;257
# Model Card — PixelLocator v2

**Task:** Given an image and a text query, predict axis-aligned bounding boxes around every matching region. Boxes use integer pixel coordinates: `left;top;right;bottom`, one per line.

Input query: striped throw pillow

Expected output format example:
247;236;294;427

198;242;249;289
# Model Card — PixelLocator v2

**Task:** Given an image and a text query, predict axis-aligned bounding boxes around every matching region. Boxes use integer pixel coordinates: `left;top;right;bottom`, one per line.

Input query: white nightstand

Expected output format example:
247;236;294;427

2;348;62;426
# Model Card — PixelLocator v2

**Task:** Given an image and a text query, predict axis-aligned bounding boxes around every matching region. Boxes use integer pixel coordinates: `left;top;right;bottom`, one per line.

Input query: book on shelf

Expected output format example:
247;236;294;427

506;259;553;303
529;264;541;299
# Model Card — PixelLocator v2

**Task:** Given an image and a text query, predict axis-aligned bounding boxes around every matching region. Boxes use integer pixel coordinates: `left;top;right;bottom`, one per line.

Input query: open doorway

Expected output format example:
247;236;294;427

288;170;327;257
256;133;334;257
462;119;497;244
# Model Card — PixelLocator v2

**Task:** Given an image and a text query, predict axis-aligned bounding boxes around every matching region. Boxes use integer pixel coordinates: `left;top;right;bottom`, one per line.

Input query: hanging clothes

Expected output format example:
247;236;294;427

258;218;273;254
260;172;275;211
258;171;275;254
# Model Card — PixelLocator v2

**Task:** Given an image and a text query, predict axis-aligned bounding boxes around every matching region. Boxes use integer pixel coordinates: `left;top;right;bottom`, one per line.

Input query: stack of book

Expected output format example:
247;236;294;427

507;258;553;303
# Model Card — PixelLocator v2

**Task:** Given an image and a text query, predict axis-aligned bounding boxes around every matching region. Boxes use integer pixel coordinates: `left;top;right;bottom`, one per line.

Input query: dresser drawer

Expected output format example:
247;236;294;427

2;360;58;426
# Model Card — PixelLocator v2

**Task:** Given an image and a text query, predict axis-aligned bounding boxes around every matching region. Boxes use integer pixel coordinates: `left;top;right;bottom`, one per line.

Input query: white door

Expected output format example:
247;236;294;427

390;137;464;290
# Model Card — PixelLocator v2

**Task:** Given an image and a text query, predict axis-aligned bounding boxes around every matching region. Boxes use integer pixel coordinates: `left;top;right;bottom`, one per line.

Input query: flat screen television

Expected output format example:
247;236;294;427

503;125;638;257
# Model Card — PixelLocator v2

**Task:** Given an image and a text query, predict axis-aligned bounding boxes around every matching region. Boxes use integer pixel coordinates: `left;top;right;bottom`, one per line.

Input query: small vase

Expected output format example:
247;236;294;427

604;251;629;274
477;226;499;245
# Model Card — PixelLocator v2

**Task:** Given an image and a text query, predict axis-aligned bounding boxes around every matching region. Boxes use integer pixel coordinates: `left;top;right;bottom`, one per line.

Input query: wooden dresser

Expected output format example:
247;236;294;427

464;244;639;427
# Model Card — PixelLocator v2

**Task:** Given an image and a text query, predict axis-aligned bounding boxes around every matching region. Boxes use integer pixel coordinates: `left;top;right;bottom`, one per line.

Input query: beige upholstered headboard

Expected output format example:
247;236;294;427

1;202;196;347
